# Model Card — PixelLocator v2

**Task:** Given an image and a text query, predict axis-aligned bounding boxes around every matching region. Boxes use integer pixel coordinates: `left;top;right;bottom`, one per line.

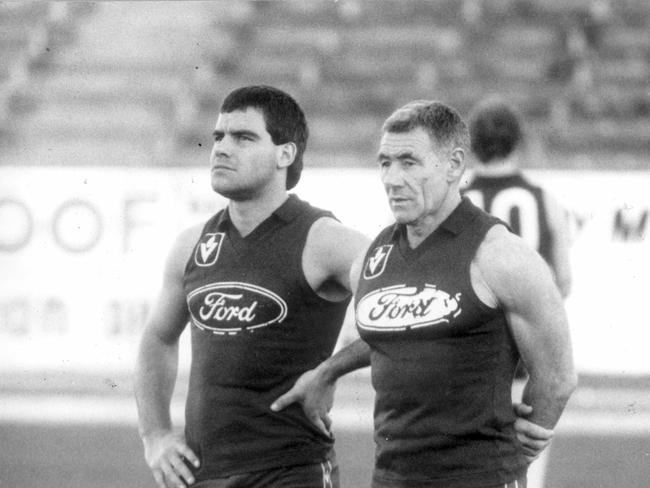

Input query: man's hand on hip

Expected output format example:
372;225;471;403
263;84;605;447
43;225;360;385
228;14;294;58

143;430;200;488
271;367;336;437
513;403;554;463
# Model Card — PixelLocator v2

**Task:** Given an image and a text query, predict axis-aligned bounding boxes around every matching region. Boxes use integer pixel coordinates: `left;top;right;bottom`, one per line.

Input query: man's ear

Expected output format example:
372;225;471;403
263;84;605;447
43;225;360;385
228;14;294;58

277;142;297;169
448;147;465;182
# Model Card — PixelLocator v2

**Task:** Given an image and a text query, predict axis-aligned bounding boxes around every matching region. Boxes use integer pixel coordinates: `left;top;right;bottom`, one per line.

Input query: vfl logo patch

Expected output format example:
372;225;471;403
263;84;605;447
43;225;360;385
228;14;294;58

356;284;461;332
187;282;288;335
194;233;224;267
363;245;393;280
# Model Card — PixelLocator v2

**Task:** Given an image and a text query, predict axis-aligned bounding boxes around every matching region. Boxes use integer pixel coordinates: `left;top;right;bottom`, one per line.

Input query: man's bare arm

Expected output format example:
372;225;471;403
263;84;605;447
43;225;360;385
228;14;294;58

134;226;201;488
303;216;370;296
271;246;372;432
270;338;371;434
478;225;578;429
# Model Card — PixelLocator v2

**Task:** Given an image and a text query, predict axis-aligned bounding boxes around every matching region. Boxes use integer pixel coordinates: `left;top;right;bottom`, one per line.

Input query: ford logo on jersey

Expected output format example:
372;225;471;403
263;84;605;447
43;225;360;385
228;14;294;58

187;282;288;335
356;284;462;332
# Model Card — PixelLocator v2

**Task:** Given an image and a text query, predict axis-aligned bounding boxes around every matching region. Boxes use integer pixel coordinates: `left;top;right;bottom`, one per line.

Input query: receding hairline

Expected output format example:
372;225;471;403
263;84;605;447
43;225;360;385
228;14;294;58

381;100;470;153
380;123;466;156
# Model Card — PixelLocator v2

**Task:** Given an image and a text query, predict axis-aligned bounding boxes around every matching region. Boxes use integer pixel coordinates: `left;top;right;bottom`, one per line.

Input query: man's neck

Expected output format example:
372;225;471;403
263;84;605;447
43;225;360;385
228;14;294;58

472;156;519;177
406;191;462;249
228;190;289;237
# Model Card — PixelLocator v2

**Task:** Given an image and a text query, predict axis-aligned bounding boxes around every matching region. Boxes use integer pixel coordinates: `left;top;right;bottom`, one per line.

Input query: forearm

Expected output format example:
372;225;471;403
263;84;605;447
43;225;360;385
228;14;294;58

521;373;577;429
317;338;371;383
134;333;180;439
270;338;371;421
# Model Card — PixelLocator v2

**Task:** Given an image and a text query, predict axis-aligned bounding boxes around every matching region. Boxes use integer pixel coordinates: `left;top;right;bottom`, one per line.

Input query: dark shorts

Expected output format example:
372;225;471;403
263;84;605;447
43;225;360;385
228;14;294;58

192;460;339;488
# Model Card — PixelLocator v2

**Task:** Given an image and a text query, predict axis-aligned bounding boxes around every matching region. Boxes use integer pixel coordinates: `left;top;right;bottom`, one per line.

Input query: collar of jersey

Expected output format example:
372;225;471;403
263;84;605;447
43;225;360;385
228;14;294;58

215;194;302;232
390;196;474;242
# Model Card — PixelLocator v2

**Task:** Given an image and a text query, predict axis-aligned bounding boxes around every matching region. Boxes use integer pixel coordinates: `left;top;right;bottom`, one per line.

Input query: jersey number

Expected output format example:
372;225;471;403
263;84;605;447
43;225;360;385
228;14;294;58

466;188;540;250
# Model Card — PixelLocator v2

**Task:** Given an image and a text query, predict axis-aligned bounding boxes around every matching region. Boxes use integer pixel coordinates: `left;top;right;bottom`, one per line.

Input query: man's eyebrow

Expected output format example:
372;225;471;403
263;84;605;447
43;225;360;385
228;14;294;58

377;151;417;161
211;129;260;139
232;129;260;139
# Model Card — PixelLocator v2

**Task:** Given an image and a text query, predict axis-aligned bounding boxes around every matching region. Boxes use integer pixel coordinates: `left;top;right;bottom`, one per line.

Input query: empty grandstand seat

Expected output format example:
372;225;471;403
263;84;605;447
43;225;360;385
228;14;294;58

3;0;648;169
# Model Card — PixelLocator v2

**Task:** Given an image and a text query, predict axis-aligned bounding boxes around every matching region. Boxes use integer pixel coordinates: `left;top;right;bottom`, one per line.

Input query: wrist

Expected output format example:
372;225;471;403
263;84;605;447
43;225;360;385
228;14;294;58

139;426;171;443
314;360;338;385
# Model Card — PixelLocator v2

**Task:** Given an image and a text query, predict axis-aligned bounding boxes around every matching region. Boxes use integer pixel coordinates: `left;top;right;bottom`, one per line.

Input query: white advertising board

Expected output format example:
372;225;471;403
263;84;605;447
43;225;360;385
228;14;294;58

0;167;648;375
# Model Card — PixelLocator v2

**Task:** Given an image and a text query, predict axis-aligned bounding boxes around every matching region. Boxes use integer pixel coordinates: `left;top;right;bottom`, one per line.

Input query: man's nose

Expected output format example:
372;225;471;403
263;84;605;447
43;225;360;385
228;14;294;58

212;137;232;158
382;163;404;188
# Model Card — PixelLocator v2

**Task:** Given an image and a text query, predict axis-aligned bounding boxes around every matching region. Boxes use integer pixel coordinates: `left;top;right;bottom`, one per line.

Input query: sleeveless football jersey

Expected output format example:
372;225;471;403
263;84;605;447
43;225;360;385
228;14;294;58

183;195;349;480
463;172;553;265
355;198;527;488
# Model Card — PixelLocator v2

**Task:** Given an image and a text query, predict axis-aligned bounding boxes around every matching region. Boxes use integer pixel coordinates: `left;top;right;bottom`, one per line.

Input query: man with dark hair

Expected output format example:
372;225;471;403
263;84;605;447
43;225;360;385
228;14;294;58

464;97;572;298
273;99;577;488
134;85;369;488
219;85;307;190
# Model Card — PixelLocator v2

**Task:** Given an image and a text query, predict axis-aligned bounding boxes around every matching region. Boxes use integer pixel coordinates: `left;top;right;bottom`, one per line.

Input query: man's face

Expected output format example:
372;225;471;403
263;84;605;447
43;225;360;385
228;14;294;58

210;108;279;200
378;127;452;225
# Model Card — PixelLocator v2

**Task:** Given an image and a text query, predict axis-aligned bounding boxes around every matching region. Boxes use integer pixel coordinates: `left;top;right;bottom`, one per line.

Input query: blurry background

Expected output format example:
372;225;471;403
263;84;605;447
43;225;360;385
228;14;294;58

0;1;649;487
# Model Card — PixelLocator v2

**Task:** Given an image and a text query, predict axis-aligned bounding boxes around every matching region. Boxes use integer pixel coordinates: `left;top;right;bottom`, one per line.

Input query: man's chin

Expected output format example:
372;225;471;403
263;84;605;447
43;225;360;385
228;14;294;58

211;182;252;201
211;181;234;198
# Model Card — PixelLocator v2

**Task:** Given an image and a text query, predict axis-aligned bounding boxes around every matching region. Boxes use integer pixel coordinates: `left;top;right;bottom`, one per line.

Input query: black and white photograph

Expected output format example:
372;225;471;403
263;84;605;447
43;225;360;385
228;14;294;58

1;1;648;487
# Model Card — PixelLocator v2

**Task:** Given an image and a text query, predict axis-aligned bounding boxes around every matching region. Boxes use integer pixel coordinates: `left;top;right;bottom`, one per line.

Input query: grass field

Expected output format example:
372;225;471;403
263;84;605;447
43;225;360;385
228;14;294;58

2;373;649;488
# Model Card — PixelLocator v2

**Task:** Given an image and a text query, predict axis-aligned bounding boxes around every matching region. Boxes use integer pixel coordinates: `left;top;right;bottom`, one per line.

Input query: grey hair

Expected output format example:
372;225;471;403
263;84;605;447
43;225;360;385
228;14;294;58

382;100;470;153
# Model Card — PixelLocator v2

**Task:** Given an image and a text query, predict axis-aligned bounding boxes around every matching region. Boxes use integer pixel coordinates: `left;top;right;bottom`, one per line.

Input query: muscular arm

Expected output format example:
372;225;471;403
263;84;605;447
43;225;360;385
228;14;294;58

544;191;572;298
134;225;201;487
303;216;370;298
309;240;373;376
476;225;577;429
271;243;372;430
317;248;373;375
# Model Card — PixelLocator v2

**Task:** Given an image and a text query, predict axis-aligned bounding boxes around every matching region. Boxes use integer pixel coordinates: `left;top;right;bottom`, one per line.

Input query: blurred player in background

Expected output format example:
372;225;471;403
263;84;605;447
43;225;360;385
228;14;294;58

464;96;575;488
464;97;572;298
134;85;369;488
273;99;577;488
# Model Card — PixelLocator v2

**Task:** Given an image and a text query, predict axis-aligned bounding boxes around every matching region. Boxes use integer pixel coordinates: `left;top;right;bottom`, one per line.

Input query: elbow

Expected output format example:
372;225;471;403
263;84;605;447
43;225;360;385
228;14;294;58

556;370;578;404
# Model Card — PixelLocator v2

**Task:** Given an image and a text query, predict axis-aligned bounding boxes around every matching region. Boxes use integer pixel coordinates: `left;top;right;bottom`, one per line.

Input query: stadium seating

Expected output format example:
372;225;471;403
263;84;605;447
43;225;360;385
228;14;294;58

0;3;50;131
0;2;210;166
1;0;648;168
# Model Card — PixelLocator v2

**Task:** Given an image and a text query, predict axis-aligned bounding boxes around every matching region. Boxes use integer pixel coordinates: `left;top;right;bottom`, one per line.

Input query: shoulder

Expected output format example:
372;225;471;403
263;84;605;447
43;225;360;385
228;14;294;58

307;217;370;257
475;224;554;304
164;223;204;278
174;223;204;254
303;216;370;288
476;224;546;276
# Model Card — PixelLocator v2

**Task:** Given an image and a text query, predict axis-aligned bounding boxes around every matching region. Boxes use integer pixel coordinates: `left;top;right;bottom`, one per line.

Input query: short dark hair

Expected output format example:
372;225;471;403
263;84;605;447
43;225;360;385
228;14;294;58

468;98;523;163
220;85;308;189
382;100;470;154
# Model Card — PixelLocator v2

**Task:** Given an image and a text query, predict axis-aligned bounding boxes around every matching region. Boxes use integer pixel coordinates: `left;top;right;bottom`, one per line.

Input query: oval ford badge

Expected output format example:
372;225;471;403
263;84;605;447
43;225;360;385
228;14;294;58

187;282;288;335
356;284;461;332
